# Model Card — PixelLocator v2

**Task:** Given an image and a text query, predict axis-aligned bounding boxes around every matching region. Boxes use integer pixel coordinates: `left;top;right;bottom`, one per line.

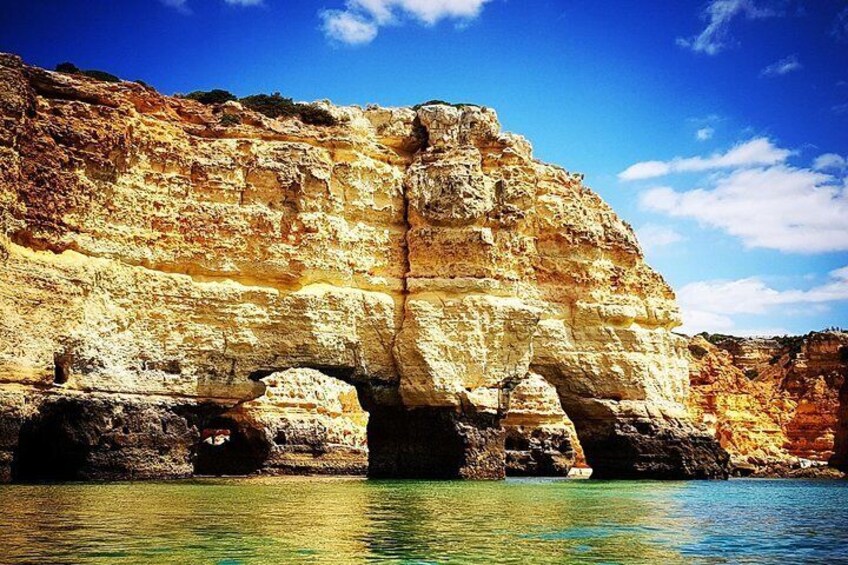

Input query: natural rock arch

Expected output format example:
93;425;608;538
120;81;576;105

501;372;584;477
194;368;369;476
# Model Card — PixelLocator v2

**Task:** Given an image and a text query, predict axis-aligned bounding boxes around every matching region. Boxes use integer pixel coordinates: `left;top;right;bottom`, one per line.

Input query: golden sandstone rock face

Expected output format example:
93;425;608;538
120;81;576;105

502;372;586;476
0;54;728;480
197;369;368;475
688;332;848;477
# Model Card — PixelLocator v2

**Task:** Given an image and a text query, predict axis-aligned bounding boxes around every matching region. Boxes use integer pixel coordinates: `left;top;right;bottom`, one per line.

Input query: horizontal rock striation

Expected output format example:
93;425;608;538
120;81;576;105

0;53;728;480
688;332;848;477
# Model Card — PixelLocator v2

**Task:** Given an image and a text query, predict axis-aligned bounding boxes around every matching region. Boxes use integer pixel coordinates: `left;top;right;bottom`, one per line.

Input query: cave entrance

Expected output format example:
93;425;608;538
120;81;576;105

367;407;505;479
193;417;272;476
550;390;630;480
12;399;91;482
193;368;370;477
831;370;848;473
190;368;512;480
500;373;591;478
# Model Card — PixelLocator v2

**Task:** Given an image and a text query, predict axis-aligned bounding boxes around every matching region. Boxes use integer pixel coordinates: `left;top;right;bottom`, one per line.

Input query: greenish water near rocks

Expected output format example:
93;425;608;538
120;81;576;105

0;477;846;564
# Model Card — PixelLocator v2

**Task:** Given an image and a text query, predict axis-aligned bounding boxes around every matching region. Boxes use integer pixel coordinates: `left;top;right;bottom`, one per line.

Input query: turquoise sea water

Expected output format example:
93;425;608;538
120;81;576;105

0;477;846;564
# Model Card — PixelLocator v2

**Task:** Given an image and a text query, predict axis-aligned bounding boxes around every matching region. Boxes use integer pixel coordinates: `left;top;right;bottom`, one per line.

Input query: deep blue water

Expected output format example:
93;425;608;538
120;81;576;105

0;477;846;564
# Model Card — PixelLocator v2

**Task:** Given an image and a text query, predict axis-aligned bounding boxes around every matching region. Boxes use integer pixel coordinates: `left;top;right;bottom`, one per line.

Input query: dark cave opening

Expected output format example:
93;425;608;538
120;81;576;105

831;375;848;473
367;407;505;480
193;416;272;476
12;399;94;482
53;351;71;385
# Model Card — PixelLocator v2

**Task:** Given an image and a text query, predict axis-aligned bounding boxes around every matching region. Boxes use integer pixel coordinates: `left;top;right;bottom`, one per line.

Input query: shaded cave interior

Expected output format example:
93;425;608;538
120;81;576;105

11;365;596;481
833;363;848;473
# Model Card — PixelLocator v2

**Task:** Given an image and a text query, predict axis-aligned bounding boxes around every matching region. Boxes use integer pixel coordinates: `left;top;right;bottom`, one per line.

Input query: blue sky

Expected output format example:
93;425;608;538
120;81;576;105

1;0;847;336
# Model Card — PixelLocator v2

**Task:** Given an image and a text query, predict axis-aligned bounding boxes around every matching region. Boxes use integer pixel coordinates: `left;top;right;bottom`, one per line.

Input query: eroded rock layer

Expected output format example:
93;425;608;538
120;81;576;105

0;54;728;480
502;372;584;476
197;369;368;476
688;332;848;477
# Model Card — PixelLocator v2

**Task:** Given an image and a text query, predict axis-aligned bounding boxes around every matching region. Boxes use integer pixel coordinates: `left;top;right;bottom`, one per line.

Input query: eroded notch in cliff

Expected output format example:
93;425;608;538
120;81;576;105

52;351;72;385
194;368;369;477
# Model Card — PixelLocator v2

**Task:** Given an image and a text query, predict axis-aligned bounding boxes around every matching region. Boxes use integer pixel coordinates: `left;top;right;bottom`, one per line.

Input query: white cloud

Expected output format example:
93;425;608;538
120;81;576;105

636;224;685;252
760;54;801;77
676;0;775;55
321;10;379;45
813;153;847;172
160;0;189;12
676;266;848;334
160;0;262;12
640;164;848;253
619;137;791;181
319;0;491;45
833;6;848;42
695;127;714;141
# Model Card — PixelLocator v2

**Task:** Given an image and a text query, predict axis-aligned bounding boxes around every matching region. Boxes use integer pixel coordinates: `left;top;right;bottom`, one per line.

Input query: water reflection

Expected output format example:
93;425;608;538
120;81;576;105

0;478;845;564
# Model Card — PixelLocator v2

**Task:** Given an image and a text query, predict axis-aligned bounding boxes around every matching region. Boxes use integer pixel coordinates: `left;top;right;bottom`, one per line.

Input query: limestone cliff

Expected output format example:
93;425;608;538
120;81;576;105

0;54;728;480
502;372;586;476
688;332;848;477
198;369;368;475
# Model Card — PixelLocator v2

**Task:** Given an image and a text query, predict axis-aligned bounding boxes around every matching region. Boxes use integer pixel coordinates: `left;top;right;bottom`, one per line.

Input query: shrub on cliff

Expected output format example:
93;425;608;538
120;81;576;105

82;69;121;83
239;93;338;126
219;114;241;127
55;62;80;74
294;103;338;126
182;89;238;105
412;99;481;110
55;62;121;83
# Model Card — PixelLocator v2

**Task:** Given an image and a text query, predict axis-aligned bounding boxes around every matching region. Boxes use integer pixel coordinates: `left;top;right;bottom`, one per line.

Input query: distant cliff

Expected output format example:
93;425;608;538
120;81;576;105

0;53;728;481
687;331;848;477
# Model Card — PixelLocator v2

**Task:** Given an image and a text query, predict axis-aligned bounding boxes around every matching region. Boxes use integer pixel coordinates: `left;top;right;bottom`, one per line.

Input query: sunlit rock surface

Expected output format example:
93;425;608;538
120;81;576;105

196;369;368;475
502;372;586;476
688;332;848;477
0;53;728;480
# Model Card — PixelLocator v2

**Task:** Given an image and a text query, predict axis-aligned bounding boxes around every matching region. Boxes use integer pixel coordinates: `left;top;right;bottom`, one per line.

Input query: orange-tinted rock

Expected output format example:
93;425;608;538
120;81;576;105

688;332;848;477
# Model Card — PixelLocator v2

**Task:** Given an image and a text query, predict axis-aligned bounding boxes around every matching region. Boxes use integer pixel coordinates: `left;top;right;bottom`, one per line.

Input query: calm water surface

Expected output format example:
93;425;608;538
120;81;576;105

0;477;846;564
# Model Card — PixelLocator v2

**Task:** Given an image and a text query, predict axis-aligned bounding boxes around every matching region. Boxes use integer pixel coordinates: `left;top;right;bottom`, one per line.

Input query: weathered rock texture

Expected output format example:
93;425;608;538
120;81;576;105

0;54;728;480
502;372;584;476
688;332;848;477
196;369;368;475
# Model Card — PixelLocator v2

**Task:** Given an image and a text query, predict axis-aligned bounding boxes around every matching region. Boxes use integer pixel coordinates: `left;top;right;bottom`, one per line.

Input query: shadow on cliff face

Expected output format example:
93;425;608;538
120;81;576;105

193;416;270;476
12;397;225;482
832;353;848;473
550;393;730;480
367;408;505;480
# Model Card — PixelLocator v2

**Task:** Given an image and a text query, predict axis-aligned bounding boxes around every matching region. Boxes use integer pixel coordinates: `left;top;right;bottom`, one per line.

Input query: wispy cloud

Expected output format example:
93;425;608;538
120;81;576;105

833;6;848;42
760;54;801;77
813;153;847;172
618;137;791;181
160;0;263;13
636;223;685;253
695;127;715;141
320;10;378;45
639;162;848;254
676;0;776;55
320;0;491;46
160;0;190;13
677;266;848;334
